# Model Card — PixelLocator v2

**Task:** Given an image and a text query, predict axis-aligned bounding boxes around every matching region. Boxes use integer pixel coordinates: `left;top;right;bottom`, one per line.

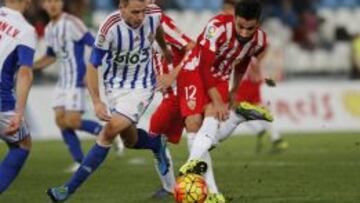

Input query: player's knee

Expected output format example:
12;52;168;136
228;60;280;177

55;116;66;129
185;116;202;132
17;136;32;151
65;114;82;130
98;123;121;145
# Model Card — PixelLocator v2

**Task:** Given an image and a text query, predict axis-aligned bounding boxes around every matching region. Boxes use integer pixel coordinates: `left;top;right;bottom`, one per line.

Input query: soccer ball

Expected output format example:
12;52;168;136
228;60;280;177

173;174;208;203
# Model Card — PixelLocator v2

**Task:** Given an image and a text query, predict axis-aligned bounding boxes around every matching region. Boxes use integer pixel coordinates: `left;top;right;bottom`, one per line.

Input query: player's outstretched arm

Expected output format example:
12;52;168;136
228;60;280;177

5;66;33;135
34;55;56;70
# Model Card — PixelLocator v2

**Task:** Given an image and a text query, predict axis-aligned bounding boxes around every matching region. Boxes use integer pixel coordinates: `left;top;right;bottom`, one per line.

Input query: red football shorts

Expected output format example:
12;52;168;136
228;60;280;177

149;94;184;144
177;69;229;117
236;79;262;104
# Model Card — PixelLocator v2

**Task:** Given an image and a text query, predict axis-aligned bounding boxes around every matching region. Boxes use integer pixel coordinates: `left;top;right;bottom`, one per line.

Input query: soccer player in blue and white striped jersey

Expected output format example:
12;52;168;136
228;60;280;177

47;0;172;201
0;0;35;194
34;0;103;172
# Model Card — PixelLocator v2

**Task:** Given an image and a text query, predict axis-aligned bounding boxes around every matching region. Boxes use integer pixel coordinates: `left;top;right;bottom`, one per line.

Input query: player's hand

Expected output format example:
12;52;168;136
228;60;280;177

156;73;175;92
4;112;23;136
94;101;111;122
265;77;276;87
213;101;229;121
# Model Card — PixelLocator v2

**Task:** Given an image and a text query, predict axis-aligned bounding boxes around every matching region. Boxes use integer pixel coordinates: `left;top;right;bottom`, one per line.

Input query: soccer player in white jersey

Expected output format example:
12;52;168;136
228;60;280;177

34;0;105;172
47;0;172;201
0;0;35;193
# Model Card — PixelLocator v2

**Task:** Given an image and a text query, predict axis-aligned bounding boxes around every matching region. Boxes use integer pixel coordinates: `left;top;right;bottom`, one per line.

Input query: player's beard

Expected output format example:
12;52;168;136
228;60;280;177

236;34;252;44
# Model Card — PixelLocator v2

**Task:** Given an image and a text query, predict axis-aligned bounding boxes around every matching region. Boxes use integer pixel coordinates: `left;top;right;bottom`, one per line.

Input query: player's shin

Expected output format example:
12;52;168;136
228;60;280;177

203;151;219;194
188;132;219;194
65;142;111;194
61;129;84;163
187;133;219;194
0;146;29;193
189;117;219;160
215;110;246;143
79;120;103;135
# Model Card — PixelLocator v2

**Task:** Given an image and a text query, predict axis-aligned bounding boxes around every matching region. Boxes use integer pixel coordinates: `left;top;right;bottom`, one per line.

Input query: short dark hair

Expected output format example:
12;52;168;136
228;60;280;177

224;0;237;6
235;0;262;20
120;0;145;6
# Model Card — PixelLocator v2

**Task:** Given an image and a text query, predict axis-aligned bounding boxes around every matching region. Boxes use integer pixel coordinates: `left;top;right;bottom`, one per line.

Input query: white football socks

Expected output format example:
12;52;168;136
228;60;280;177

215;111;246;144
189;117;219;160
187;132;219;194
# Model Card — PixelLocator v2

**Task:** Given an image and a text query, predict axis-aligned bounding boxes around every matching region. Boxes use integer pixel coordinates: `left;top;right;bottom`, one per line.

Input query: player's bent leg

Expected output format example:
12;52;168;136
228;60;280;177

179;115;212;175
64;111;82;130
0;136;31;194
187;132;221;196
123;126;170;175
215;110;247;144
47;115;131;202
55;109;84;165
65;111;103;135
54;108;66;130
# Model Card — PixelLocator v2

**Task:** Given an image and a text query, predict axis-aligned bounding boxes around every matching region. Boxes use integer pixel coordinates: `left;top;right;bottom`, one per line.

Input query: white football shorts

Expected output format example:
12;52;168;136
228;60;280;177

0;111;30;144
105;88;154;123
52;87;87;112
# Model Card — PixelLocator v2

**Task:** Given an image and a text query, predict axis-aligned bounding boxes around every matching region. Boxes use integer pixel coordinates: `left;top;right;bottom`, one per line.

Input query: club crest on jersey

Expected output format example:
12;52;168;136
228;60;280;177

187;100;196;110
97;34;106;48
206;25;217;39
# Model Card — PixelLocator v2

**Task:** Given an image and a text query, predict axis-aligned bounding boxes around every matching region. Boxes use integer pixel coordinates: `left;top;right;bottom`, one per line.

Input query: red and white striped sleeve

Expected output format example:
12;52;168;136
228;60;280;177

161;14;191;50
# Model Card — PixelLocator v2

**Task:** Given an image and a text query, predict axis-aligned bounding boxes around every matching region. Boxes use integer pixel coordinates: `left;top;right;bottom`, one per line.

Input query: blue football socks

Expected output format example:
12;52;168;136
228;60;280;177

79;120;102;135
61;129;84;163
133;128;161;153
0;147;29;193
65;143;110;194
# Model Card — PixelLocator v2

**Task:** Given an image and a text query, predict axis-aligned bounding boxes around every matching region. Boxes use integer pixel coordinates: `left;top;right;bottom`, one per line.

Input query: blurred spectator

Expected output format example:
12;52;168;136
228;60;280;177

24;0;49;37
91;0;116;11
351;34;360;79
293;9;321;50
175;0;222;11
272;0;299;28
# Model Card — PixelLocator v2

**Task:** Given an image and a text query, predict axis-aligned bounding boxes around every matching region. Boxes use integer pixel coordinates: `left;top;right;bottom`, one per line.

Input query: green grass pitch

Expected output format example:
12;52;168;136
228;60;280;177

1;133;360;203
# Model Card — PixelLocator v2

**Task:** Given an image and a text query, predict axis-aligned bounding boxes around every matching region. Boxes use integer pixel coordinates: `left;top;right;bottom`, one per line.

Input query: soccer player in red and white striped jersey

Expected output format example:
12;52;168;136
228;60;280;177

157;0;273;177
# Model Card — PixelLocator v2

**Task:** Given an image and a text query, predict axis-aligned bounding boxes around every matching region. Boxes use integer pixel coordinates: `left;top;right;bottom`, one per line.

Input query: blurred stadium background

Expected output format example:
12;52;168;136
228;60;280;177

1;0;360;202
